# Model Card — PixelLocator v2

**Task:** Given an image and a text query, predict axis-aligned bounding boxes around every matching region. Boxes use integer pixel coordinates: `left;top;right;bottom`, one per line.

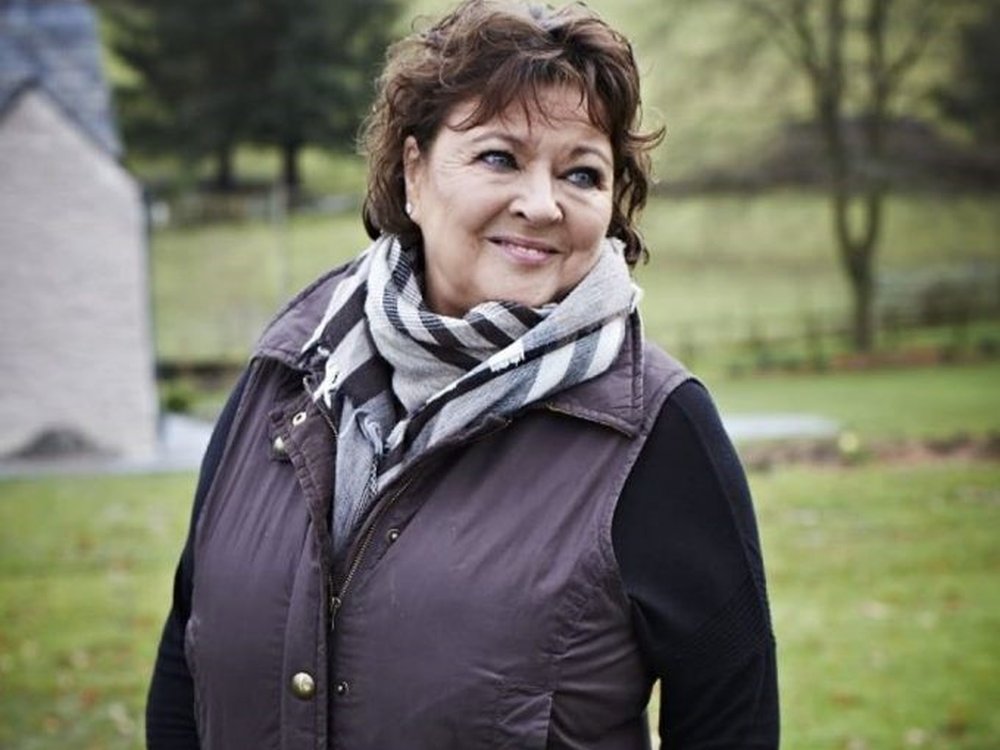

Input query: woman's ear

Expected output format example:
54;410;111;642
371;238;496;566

403;136;422;221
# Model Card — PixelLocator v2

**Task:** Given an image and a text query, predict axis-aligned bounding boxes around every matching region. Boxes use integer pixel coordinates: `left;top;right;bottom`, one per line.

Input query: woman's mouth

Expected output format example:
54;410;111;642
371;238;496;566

488;236;558;265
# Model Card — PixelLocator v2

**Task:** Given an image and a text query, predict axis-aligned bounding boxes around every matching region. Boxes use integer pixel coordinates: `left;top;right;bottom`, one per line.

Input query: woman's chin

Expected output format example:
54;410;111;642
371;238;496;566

484;284;558;310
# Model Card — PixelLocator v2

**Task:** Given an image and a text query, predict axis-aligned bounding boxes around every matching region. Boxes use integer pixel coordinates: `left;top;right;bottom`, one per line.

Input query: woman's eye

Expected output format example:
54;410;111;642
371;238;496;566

478;150;517;170
565;167;602;189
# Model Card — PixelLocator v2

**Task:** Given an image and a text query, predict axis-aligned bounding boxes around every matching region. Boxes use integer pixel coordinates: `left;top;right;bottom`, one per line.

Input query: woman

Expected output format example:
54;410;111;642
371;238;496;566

147;1;778;748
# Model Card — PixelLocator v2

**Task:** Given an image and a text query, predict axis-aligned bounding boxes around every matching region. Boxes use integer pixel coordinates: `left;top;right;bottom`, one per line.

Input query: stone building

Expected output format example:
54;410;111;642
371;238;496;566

0;0;157;460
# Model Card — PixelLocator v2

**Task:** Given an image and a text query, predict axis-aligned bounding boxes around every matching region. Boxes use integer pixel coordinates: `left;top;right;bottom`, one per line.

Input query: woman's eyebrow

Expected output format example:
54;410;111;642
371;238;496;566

468;131;525;148
569;145;612;168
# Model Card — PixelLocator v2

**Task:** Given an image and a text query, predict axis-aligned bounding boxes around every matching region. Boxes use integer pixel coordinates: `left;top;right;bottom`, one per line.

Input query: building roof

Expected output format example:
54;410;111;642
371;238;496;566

0;0;121;156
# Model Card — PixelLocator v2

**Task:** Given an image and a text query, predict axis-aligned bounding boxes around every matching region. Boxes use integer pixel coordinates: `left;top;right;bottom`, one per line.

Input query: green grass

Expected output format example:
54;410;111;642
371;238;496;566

634;192;1000;354
2;462;997;747
710;360;1000;442
752;462;1000;749
149;191;1000;362
129;147;370;198
151;211;366;360
0;475;196;749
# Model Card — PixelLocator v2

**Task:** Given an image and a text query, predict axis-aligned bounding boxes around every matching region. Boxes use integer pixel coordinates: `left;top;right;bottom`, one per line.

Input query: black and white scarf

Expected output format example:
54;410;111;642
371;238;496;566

301;235;639;557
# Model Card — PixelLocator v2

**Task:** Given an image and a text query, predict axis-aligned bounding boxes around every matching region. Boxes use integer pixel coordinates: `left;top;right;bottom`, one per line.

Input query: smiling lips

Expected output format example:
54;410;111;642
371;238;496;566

488;235;559;265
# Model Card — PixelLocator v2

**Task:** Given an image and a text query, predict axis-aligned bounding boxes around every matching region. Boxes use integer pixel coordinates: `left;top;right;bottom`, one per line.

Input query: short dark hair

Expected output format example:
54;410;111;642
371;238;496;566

361;0;664;266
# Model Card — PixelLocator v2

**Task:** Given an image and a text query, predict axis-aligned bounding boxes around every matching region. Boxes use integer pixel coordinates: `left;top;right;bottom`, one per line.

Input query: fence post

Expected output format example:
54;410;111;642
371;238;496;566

270;183;290;307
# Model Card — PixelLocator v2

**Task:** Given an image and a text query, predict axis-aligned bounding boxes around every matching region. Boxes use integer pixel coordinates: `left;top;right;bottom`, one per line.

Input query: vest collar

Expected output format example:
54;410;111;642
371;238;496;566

541;313;646;438
253;265;352;368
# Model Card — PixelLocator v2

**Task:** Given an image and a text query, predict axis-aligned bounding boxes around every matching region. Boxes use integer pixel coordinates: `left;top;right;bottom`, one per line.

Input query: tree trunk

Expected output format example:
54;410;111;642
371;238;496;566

736;0;947;352
813;0;884;353
850;270;876;352
214;145;235;192
281;140;302;202
832;188;882;352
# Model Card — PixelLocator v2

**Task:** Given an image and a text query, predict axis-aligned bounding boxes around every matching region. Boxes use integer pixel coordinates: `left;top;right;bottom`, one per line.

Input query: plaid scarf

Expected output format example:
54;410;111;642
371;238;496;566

301;235;638;558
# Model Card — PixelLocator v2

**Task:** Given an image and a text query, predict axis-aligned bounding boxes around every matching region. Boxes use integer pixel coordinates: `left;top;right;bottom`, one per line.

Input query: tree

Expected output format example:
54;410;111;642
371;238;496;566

937;0;1000;146
732;0;963;351
106;1;271;189
105;0;401;193
249;0;400;198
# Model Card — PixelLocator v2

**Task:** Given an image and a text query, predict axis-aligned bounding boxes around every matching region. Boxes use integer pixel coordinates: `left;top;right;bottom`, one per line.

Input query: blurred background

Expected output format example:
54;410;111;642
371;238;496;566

0;0;998;747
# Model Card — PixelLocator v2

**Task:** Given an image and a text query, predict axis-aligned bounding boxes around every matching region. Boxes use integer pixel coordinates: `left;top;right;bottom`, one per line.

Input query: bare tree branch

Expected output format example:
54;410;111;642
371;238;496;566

741;0;826;81
884;0;944;92
865;0;889;157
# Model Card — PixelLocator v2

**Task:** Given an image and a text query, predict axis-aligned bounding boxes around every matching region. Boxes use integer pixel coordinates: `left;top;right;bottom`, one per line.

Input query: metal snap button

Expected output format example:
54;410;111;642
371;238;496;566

272;435;287;454
290;671;316;700
292;410;307;427
386;528;400;544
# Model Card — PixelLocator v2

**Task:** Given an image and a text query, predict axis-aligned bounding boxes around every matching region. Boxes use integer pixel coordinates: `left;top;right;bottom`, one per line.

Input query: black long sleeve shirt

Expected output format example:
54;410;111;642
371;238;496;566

147;377;778;748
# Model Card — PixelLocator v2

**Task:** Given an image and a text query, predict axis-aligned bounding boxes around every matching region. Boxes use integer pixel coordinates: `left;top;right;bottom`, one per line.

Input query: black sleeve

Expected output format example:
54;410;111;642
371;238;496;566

612;380;779;749
146;369;250;749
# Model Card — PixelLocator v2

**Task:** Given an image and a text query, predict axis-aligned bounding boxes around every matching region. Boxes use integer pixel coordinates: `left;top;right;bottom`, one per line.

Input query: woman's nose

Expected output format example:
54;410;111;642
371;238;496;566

510;170;563;225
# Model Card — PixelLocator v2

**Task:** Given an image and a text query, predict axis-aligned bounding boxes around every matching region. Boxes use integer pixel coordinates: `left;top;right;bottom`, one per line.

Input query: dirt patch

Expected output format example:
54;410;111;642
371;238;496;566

739;432;1000;472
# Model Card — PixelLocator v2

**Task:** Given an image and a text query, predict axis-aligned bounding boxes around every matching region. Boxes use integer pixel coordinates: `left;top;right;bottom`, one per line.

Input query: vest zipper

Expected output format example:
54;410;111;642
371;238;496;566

301;374;343;635
328;414;513;632
330;473;418;631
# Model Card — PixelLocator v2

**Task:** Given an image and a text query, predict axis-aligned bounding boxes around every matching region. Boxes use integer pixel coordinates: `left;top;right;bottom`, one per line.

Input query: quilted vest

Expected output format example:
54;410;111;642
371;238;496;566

185;267;690;749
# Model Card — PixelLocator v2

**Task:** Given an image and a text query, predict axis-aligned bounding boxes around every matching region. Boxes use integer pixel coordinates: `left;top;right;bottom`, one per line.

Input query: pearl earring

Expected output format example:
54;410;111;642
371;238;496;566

405;201;413;217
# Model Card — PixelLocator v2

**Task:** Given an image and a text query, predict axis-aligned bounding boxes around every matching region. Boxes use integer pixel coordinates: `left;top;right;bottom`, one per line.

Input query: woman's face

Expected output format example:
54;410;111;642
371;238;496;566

403;86;614;316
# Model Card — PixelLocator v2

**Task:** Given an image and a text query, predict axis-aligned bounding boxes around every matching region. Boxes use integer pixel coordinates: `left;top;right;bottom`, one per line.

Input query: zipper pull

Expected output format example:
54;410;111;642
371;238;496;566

312;357;341;408
330;594;343;632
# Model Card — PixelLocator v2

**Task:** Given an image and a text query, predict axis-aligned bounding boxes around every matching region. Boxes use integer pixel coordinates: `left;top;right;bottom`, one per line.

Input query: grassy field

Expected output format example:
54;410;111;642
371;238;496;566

150;191;1000;363
711;360;1000;443
754;462;1000;749
1;461;997;748
0;474;194;749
